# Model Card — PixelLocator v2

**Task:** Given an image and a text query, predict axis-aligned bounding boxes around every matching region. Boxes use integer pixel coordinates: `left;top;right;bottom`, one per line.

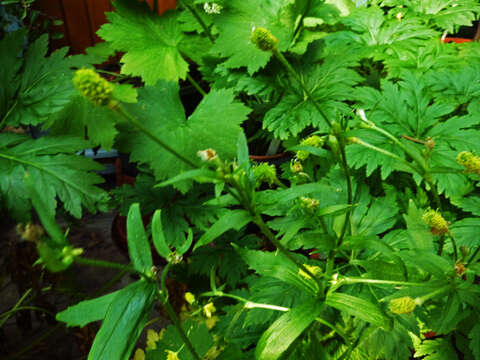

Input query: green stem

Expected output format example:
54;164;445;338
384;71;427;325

273;50;332;128
114;104;198;168
466;245;480;267
417;285;452;304
74;257;138;275
0;288;32;328
181;0;215;43
437;235;446;256
447;231;458;262
0;100;18;129
337;139;352;247
186;73;207;97
163;301;202;360
160;262;173;302
341;277;426;287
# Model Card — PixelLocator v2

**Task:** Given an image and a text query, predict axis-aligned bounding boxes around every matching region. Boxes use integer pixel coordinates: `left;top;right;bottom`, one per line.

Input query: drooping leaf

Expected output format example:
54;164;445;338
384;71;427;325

255;300;323;360
126;203;153;273
89;280;156;360
56;289;122;327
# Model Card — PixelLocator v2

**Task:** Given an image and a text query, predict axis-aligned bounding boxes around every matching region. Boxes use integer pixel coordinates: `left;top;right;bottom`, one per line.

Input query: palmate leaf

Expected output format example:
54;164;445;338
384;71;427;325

211;0;297;74
0;134;109;220
264;47;362;139
116;81;251;192
1;32;75;127
98;0;188;84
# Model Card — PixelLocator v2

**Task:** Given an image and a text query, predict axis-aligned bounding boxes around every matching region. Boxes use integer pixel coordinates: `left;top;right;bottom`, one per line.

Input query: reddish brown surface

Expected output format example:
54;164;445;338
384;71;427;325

443;37;473;44
34;0;177;54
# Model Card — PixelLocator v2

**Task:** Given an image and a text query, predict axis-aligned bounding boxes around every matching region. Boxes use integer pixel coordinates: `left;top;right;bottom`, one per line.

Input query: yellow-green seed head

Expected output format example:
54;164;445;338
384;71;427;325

73;68;113;106
422;209;449;235
456;151;480;175
296;135;325;161
251;27;278;52
253;163;277;188
389;296;417;314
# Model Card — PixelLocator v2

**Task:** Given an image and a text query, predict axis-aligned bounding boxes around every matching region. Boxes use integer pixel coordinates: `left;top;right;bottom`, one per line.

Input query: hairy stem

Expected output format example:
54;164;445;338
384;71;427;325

186;73;207;97
181;0;215;43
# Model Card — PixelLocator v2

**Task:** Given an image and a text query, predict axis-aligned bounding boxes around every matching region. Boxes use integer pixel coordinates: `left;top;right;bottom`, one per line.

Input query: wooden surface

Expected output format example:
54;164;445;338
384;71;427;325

34;0;177;54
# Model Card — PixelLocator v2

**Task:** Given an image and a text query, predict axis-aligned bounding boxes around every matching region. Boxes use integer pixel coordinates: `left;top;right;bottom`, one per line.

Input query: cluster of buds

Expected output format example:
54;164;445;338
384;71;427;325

296;135;325;161
252;163;277;188
251;26;278;52
203;302;216;318
73;68;113;106
197;148;218;162
422;209;449;235
300;196;320;210
389;296;419;315
60;245;84;266
298;264;322;279
456;151;480;175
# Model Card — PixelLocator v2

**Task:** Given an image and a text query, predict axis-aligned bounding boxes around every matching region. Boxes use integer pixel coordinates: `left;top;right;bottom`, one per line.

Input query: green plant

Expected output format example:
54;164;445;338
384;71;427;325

3;0;480;359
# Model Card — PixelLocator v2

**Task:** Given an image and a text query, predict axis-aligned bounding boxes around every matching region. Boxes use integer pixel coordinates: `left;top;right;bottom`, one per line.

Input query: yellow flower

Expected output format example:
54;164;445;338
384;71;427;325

422;209;449;235
203;302;216;318
133;349;145;360
166;350;180;360
146;329;160;350
184;292;196;305
389;296;417;315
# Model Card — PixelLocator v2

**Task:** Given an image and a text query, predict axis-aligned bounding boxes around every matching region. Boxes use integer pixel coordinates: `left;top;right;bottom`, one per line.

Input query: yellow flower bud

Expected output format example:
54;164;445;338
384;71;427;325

203;302;216;318
251;27;278;52
146;329;160;350
133;349;146;360
184;292;196;305
296;135;324;161
73;68;113;106
300;196;319;210
422;209;449;235
298;264;322;279
165;350;180;360
389;296;417;315
456;151;480;175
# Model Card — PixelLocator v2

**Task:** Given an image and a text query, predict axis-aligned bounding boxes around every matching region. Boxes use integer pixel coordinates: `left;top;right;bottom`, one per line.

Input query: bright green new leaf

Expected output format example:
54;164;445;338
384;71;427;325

116;82;251;192
98;0;188;84
326;292;392;330
414;338;458;360
56;289;122;327
255;300;324;360
126;203;153;273
195;209;251;250
88;280;156;360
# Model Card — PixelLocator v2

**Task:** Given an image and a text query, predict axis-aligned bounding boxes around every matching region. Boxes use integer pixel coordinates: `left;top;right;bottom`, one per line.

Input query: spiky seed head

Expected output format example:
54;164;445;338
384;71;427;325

422;209;449;235
389;296;417;315
457;151;480;174
73;68;113;106
251;27;278;52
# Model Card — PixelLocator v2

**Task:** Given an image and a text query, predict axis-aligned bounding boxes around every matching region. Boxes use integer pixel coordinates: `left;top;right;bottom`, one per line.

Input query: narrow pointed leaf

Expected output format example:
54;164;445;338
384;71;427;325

151;209;171;259
126;203;153;272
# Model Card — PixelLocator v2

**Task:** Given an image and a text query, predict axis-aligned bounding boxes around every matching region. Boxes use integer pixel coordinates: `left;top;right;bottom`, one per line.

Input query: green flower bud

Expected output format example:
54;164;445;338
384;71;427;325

251;27;278;52
300;196;319;210
389;296;417;315
252;163;277;188
296;135;325;161
73;68;113;106
298;264;322;279
290;160;303;173
422;209;449;235
456;151;480;175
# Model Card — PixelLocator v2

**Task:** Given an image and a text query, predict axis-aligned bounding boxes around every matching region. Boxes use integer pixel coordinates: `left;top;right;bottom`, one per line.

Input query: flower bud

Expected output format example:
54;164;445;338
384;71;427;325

296;135;324;161
422;209;449;235
300;196;319;210
425;137;435;151
298;264;322;279
17;223;44;242
454;262;466;276
165;350;180;360
290;160;303;173
197;148;218;162
146;329;160;350
203;302;216;318
456;151;480;175
252;163;277;188
185;292;196;305
73;68;113;106
389;296;417;314
251;27;278;52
